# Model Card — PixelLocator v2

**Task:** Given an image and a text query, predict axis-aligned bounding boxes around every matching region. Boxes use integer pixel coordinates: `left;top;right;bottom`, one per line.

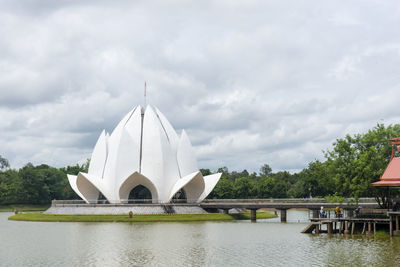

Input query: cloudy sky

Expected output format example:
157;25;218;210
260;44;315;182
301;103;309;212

1;0;400;173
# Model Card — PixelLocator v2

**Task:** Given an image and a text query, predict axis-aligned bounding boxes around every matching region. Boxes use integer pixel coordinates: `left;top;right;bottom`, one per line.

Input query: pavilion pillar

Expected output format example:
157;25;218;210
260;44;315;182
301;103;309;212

395;215;399;235
347;209;354;218
312;209;319;219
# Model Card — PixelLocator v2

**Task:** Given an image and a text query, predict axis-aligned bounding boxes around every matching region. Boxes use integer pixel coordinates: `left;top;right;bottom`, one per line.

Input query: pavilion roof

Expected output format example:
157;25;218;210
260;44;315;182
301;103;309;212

390;137;400;145
372;157;400;187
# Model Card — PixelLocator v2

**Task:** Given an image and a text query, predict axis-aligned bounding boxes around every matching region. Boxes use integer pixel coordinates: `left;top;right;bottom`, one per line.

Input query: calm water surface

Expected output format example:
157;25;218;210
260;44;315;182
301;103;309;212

1;211;400;267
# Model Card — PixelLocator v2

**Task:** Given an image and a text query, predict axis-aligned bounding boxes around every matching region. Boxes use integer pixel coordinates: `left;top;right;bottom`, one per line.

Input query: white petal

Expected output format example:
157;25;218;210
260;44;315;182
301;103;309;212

141;106;179;201
168;171;200;201
103;106;138;190
67;174;87;202
182;172;205;203
88;130;108;178
177;130;198;177
75;173;102;203
197;173;222;202
114;106;142;186
154;107;180;154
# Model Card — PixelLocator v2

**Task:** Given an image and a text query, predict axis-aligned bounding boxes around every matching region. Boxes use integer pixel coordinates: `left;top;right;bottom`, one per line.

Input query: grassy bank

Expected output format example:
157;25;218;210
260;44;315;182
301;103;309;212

0;204;50;212
8;212;276;222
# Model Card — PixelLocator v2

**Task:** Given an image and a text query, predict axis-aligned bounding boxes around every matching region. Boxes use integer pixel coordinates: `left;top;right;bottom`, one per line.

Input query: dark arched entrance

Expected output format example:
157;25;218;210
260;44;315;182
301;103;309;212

98;192;109;204
171;188;187;203
128;185;152;203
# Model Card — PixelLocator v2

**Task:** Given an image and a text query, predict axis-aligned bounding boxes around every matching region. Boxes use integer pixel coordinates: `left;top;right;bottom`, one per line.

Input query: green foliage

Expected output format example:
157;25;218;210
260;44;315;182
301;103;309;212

0;155;9;170
207;123;400;200
1;123;399;204
0;159;84;205
324;123;400;199
208;178;234;199
325;193;344;204
259;164;272;176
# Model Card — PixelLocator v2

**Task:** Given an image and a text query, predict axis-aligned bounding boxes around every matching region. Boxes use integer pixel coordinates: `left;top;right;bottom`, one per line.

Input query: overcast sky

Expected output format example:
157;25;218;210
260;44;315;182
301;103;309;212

1;0;400;173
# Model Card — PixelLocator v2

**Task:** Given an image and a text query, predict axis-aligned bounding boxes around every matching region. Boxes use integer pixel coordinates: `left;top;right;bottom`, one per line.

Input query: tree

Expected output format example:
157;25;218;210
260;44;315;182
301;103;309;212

200;168;212;176
0;169;20;204
0;155;9;171
259;164;272;176
233;177;256;198
208;178;233;199
257;177;275;198
325;123;400;199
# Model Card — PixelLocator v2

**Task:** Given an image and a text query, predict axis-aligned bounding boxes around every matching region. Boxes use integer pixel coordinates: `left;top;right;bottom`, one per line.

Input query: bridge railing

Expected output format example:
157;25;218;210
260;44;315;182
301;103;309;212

51;199;196;207
202;198;376;204
51;198;376;207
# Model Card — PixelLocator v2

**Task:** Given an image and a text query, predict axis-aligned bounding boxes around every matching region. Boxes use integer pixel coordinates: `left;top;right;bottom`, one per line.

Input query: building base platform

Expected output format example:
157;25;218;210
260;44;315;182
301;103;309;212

45;204;207;215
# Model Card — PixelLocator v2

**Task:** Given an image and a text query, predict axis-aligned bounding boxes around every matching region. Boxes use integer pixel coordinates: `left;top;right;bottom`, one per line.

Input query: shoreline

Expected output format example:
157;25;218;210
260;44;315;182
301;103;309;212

0;204;50;212
8;212;277;222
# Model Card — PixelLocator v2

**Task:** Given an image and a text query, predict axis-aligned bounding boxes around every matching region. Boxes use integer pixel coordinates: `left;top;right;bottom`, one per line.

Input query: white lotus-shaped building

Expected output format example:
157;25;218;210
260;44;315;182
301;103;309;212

67;105;221;204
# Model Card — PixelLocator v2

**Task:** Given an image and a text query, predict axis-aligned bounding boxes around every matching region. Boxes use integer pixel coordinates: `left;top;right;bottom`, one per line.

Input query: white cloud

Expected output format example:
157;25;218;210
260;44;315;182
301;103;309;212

1;0;400;173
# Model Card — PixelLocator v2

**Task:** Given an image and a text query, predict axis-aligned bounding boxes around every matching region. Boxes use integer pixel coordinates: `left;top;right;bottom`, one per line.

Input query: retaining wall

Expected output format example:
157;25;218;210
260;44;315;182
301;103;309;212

44;205;207;215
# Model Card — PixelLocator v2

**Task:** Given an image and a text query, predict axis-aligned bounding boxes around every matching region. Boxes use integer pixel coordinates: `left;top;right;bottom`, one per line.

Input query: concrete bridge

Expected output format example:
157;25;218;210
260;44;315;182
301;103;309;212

199;198;379;222
51;198;379;221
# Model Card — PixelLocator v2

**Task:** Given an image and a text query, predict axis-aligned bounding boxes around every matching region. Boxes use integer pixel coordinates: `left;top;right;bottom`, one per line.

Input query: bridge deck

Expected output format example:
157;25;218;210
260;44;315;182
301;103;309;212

199;202;379;210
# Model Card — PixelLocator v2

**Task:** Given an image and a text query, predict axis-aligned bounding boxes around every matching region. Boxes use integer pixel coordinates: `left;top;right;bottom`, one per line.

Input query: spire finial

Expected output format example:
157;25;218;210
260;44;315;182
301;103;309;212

144;81;147;106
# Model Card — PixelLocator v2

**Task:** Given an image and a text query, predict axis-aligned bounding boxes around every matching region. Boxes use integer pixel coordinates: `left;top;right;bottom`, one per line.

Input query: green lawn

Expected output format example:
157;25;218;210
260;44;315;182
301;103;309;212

8;211;277;222
0;204;50;212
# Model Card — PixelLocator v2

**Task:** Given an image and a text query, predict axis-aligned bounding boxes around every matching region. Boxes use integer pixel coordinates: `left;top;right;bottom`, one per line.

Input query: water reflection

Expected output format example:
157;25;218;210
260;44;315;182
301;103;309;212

1;212;400;266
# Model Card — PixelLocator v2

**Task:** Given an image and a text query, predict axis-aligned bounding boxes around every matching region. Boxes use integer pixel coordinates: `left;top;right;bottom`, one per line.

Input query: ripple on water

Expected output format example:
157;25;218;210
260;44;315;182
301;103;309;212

1;212;400;266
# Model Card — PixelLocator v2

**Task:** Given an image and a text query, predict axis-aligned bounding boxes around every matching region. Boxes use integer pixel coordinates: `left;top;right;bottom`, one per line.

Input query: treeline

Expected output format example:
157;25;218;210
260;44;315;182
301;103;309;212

205;124;400;200
1;123;399;204
0;161;88;204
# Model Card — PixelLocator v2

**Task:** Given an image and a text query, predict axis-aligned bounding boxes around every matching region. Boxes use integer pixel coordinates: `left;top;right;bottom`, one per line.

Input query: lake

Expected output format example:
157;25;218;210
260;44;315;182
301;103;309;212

1;210;399;266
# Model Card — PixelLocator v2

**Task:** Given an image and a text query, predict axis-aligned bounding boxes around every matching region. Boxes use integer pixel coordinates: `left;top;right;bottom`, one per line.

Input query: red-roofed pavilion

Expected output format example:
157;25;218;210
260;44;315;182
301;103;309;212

372;137;400;187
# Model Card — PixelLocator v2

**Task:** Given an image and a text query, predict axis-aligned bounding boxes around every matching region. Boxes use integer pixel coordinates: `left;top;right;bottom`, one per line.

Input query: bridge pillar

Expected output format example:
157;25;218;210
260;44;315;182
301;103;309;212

250;209;257;221
279;209;287;222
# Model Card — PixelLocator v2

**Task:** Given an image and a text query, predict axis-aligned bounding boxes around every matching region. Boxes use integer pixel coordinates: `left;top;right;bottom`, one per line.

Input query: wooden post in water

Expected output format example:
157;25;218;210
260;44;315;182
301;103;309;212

390;215;393;237
327;222;333;234
396;215;399;235
344;221;349;234
368;222;371;235
351;222;355;235
374;222;376;234
315;224;320;234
